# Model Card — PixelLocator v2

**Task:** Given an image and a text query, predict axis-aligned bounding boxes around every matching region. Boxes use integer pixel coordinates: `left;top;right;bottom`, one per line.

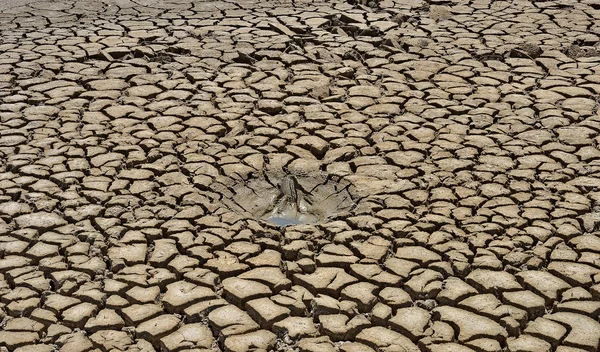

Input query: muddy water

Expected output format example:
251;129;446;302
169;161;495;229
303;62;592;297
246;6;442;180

263;197;319;227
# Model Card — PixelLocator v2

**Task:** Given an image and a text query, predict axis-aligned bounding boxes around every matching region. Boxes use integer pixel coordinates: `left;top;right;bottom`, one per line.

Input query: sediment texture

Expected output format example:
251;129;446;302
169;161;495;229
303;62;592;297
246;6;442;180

1;0;600;351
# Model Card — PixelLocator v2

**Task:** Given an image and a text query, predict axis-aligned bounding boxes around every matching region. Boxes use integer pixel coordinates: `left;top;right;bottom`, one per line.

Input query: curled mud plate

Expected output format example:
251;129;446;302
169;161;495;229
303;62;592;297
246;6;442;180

221;171;356;227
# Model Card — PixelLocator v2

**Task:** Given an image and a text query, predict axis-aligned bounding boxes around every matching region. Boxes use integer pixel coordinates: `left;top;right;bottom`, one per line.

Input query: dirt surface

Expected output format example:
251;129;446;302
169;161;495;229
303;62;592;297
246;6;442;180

1;0;600;351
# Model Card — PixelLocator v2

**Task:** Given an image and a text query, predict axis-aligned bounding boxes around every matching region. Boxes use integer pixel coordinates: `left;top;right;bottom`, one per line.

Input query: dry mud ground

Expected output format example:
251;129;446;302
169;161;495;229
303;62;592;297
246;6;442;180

1;0;600;351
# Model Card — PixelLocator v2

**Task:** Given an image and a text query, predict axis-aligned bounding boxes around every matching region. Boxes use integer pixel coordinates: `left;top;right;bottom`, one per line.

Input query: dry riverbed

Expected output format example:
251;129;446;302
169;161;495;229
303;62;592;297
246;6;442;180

1;0;600;351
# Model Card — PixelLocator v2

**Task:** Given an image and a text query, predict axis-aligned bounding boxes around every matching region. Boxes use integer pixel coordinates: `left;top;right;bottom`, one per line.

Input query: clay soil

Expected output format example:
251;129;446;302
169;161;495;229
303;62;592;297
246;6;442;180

1;0;600;351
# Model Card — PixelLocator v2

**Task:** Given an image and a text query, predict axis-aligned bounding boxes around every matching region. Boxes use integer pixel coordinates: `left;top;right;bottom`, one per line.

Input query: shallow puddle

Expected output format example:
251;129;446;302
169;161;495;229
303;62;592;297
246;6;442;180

266;215;308;227
263;206;319;227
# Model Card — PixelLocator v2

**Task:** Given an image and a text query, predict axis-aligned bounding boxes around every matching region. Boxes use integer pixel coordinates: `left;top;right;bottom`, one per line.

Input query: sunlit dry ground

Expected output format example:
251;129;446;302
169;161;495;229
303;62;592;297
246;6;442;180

1;0;600;351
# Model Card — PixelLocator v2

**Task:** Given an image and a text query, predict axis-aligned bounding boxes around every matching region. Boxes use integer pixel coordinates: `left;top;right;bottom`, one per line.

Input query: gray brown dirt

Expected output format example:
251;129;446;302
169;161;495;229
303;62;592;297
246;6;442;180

1;0;600;351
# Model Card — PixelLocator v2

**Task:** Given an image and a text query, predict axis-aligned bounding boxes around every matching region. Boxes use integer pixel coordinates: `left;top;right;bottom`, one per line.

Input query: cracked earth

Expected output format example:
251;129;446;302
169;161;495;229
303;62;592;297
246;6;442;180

1;0;600;351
